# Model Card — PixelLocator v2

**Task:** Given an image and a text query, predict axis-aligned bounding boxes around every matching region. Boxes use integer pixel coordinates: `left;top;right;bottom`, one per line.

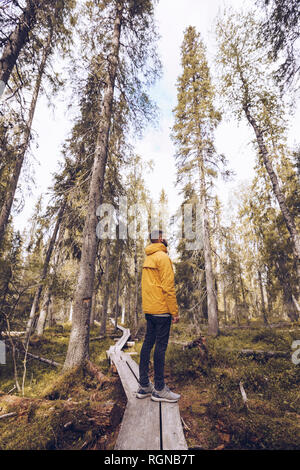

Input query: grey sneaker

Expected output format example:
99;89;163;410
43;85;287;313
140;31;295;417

136;382;154;399
151;385;181;403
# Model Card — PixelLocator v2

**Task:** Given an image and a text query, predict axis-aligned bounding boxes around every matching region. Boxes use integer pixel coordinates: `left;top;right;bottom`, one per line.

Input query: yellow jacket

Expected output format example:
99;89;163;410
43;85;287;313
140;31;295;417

141;243;178;317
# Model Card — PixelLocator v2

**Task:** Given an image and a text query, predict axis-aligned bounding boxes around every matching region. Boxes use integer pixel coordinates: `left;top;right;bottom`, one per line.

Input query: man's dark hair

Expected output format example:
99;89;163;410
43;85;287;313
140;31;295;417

150;229;163;243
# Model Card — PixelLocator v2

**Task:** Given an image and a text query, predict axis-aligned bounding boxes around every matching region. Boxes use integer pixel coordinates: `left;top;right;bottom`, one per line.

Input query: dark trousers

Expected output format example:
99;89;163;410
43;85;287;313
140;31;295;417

139;314;171;391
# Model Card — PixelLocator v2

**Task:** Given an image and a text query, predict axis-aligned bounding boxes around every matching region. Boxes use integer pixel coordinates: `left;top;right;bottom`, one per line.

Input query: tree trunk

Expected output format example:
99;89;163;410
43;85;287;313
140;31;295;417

35;287;51;336
100;243;111;336
24;200;65;345
239;263;246;304
134;240;139;328
90;291;97;326
113;254;122;332
69;302;73;323
198;157;219;336
292;294;300;314
243;104;300;282
0;0;38;90
63;1;124;371
0;29;52;243
258;269;268;325
222;279;227;324
48;299;54;327
283;287;299;322
125;285;131;325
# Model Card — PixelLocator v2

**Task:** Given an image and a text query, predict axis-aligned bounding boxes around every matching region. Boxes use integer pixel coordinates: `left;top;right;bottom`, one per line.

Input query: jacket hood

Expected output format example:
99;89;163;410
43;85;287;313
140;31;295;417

145;243;167;256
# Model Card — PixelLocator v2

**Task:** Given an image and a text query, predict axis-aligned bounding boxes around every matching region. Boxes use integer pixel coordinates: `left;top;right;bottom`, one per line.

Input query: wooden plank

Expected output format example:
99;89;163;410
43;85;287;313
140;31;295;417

115;399;161;450
111;353;138;400
109;319;187;451
161;402;188;450
116;329;131;351
120;351;140;382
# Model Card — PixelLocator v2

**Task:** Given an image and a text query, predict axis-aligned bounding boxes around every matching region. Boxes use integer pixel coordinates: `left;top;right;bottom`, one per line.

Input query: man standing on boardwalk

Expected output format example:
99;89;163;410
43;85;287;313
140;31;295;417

136;229;180;403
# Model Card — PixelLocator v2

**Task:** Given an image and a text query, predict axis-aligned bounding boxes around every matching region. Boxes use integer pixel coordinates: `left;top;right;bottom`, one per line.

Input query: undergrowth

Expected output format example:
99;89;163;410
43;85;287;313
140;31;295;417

135;321;300;450
0;324;125;450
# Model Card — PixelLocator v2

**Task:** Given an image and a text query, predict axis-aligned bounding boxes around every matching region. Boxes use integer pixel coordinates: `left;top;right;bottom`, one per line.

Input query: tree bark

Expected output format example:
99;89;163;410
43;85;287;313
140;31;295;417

222;279;227;324
0;29;52;243
198;157;219;336
0;0;38;89
283;286;299;322
125;284;131;325
63;1;124;370
90;291;97;326
35;287;51;336
134;240;139;328
113;254;122;332
69;302;73;323
292;294;300;314
100;243;111;336
258;269;268;325
24;200;65;344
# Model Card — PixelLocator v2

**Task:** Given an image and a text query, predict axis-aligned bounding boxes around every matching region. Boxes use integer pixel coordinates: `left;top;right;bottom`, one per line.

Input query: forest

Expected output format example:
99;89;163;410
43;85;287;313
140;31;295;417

0;0;299;451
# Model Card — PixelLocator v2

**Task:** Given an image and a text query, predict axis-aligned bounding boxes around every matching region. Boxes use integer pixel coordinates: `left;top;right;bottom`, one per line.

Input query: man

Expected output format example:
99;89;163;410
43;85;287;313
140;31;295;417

136;229;180;403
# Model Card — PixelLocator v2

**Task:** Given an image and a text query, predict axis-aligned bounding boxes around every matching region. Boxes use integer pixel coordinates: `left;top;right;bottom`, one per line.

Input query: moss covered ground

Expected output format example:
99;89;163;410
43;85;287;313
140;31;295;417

134;321;300;450
0;320;299;450
0;324;126;450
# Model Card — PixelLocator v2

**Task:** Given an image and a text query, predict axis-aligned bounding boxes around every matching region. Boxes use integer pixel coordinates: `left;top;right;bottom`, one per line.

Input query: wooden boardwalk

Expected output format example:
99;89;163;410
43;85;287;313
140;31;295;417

106;321;188;450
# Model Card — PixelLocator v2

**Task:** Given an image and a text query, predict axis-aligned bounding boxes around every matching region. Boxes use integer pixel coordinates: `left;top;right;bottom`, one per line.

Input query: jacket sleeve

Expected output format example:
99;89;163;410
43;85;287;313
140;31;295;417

156;253;179;317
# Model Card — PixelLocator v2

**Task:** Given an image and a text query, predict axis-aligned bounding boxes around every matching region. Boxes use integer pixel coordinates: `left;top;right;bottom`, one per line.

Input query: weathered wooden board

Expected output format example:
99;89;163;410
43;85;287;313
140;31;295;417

110;352;138;401
120;351;140;382
108;321;188;450
110;319;131;351
115;398;161;450
161;401;188;450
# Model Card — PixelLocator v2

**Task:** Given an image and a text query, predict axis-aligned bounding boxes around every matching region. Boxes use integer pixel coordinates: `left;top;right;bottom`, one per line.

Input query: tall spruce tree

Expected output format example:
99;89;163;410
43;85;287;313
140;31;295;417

172;26;223;336
63;0;160;370
0;0;76;244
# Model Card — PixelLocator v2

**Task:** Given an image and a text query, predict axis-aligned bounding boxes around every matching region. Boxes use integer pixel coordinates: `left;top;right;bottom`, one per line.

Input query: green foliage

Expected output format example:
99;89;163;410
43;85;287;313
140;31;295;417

251;329;290;350
165;344;212;380
258;0;300;87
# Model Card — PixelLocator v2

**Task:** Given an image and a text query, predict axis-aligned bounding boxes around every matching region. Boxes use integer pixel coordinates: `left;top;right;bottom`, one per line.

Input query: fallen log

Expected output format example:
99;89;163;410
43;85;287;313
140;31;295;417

90;336;105;342
223;348;290;359
179;337;290;360
24;350;62;367
221;322;293;331
85;360;111;388
5;341;62;367
1;331;25;337
0;412;17;420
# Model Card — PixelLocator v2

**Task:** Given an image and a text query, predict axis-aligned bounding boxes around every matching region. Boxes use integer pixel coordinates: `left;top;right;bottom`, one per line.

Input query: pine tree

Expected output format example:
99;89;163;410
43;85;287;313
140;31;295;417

216;10;300;284
0;0;76;243
258;0;300;88
63;0;160;370
172;26;223;336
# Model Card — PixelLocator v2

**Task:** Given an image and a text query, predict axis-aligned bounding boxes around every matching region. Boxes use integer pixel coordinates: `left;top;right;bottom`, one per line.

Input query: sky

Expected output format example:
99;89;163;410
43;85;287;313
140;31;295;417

11;0;300;239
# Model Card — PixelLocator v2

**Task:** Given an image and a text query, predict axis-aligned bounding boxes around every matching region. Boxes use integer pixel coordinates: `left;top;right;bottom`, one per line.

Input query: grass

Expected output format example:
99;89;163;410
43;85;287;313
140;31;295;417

0;323;126;450
0;319;299;450
134;320;300;450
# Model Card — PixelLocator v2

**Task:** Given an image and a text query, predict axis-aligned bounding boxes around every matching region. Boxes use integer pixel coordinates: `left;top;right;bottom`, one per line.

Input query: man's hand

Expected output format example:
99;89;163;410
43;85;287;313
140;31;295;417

172;315;179;324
